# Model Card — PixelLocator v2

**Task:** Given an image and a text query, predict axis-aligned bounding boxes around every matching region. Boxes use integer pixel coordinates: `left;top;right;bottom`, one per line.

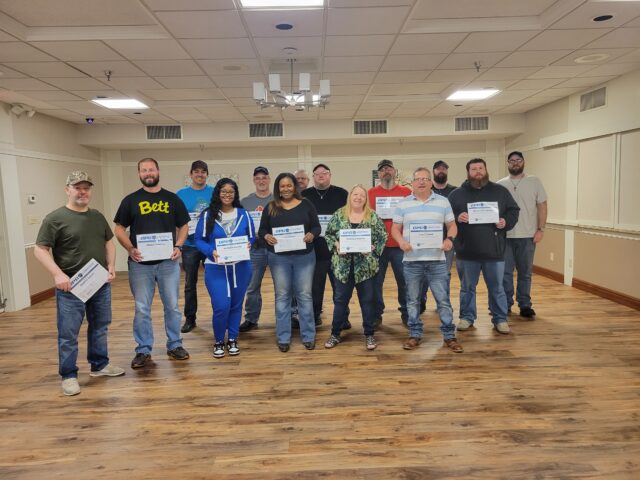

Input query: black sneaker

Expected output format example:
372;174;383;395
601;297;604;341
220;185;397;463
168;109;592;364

303;341;315;350
167;346;190;360
213;342;225;358
227;339;240;356
342;319;352;330
292;318;300;330
239;320;258;332
181;318;196;333
314;316;322;326
131;352;150;369
278;343;290;352
520;306;536;318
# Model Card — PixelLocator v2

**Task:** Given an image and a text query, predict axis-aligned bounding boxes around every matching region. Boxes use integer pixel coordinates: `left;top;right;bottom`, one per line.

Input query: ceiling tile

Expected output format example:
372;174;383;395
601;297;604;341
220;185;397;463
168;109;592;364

5;62;87;78
145;0;235;11
135;60;205;76
552;47;635;66
330;84;370;95
327;6;410;35
425;102;466;116
541;87;585;97
425;69;479;82
105;40;190;60
438;52;508;70
100;76;165;90
464;79;516;90
411;0;557;19
325;35;395;56
577;62;640;77
40;77;113;90
68;90;120;100
0;78;58;90
375;71;429;83
0;64;28;78
222;87;252;98
322;71;377;85
497;50;574;67
330;94;366;104
519;29;612;51
198;59;263;75
455;31;539;53
141;88;225;101
610;47;640;63
507;78;563;90
550;3;640;30
69;61;147;77
244;9;324;37
156;10;246;38
0;42;56;62
15;90;83;101
254;36;323;58
156;76;216;88
527;65;598;78
476;67;542;80
29;41;124;61
210;75;259;88
391;33;467;54
585;27;640;48
181;39;256;59
554;76;616;88
324;56;384;73
370;82;448;95
0;31;17;41
381;54;446;71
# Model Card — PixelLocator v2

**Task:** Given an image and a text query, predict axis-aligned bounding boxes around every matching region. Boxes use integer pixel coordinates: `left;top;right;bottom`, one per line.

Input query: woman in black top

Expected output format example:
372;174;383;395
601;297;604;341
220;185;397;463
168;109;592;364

258;173;321;352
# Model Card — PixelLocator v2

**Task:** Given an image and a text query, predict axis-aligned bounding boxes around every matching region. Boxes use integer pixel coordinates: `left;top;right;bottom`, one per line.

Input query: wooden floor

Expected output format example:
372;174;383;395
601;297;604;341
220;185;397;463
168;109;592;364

1;268;639;480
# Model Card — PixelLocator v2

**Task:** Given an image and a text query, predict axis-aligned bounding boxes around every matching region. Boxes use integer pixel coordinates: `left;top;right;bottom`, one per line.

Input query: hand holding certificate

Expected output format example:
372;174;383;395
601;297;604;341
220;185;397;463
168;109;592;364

70;258;110;303
215;235;250;263
273;225;306;253
339;228;371;254
318;215;331;237
375;197;403;219
468;202;499;224
409;224;442;249
136;232;174;261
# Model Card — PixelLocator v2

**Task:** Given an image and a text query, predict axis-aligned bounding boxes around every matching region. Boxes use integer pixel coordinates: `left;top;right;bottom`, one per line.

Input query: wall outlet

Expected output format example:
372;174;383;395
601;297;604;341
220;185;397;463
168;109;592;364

27;215;40;225
549;252;554;262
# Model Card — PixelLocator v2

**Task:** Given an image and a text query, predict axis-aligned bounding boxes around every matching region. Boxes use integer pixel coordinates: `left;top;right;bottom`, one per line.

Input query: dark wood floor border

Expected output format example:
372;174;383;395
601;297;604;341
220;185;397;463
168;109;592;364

30;287;55;306
532;265;564;283
572;277;640;311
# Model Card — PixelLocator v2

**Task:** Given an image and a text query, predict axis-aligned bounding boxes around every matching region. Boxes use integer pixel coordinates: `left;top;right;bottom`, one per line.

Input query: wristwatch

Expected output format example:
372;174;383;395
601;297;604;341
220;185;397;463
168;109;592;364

446;236;455;242
174;245;183;251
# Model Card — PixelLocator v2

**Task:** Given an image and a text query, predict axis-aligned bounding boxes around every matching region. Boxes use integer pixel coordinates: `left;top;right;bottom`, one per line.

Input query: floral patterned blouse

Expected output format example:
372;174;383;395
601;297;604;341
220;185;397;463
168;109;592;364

325;207;387;284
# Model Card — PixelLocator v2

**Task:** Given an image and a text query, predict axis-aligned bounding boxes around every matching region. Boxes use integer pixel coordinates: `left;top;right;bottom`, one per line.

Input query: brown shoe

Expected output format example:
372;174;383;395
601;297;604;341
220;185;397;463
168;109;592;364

402;337;421;350
444;338;463;353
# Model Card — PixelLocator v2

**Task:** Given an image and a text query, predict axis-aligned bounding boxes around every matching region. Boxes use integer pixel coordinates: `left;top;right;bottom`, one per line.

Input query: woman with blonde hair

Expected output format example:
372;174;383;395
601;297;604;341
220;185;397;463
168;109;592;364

324;185;387;350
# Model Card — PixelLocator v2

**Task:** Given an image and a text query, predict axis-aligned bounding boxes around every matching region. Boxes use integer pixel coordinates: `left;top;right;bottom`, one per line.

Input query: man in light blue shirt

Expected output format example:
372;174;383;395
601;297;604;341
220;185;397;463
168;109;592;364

391;167;462;353
176;160;214;333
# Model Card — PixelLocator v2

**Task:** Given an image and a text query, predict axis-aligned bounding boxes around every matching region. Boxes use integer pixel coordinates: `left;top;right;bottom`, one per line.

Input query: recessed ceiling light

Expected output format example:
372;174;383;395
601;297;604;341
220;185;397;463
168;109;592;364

240;0;323;8
91;98;149;109
282;47;298;55
574;53;611;64
276;23;294;30
593;14;613;22
446;89;500;101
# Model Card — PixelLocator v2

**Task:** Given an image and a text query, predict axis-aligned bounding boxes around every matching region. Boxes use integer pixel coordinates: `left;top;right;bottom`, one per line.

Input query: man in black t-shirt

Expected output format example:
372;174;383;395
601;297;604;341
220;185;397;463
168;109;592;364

302;163;348;327
114;158;191;369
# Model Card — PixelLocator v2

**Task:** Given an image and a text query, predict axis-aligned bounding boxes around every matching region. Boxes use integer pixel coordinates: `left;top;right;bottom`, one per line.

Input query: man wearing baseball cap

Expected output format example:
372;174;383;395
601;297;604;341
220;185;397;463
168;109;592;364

34;171;124;396
176;160;214;333
368;159;411;327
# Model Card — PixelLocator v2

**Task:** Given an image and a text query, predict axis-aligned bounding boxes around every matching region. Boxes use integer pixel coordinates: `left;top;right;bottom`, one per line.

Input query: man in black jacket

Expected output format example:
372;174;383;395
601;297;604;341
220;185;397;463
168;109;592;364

448;158;519;334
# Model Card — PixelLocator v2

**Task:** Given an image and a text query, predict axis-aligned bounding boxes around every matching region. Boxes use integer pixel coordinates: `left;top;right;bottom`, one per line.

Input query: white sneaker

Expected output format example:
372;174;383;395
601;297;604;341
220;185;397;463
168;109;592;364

90;364;126;377
495;322;511;334
62;378;80;396
457;319;473;331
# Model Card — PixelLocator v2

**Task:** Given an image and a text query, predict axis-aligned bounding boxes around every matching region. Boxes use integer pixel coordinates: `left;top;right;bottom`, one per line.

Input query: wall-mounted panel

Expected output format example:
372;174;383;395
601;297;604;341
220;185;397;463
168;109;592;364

619;129;640;230
576;135;614;225
525;146;567;221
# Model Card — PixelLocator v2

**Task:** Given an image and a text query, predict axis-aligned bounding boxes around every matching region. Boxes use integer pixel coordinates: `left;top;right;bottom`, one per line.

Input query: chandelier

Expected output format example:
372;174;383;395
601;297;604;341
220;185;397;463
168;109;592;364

252;59;330;111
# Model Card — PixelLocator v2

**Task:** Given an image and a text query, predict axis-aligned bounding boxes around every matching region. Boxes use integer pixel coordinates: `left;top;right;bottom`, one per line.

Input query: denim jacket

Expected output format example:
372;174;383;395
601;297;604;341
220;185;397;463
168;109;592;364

325;208;387;284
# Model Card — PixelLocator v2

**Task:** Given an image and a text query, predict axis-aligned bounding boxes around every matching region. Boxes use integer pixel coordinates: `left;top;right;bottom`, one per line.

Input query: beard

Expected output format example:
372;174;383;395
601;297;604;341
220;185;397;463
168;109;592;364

140;174;160;187
508;164;524;176
434;172;448;184
468;172;489;189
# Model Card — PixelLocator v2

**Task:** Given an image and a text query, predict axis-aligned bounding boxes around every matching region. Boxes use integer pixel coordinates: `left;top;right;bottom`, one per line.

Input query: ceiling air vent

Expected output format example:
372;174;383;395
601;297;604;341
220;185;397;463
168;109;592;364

249;123;283;138
455;116;489;132
146;125;182;140
580;87;606;112
354;120;387;135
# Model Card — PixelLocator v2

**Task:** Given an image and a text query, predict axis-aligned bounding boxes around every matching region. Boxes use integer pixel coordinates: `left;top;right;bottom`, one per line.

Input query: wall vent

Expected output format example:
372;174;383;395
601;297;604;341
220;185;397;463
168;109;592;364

580;87;606;112
146;125;182;140
455;116;489;132
354;120;387;135
249;123;283;138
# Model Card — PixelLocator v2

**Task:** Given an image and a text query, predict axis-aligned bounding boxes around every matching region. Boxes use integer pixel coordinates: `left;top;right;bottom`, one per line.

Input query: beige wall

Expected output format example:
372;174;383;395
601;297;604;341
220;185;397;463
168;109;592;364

533;227;565;274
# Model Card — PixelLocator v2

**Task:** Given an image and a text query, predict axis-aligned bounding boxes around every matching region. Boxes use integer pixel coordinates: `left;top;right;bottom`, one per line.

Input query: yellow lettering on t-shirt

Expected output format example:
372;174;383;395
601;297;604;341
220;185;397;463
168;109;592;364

138;201;170;215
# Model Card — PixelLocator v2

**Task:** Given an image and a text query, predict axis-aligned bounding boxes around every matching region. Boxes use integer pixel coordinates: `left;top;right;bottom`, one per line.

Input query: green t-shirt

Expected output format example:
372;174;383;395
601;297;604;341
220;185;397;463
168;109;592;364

36;207;113;277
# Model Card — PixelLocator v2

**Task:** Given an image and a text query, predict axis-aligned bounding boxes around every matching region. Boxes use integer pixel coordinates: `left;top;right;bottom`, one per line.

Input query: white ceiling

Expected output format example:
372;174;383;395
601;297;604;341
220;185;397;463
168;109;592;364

0;0;639;125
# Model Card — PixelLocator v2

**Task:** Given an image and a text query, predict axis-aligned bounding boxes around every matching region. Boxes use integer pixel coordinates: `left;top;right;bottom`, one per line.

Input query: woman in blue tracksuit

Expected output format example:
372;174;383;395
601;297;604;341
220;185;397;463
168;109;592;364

195;178;255;358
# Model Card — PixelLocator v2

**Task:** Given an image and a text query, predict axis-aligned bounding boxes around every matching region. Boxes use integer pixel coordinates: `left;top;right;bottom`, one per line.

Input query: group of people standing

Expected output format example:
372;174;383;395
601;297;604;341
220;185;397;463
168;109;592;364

35;153;546;396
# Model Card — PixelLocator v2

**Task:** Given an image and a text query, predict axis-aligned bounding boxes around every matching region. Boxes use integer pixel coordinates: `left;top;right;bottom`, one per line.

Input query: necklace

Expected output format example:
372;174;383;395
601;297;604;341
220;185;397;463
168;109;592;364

315;186;329;200
509;176;524;191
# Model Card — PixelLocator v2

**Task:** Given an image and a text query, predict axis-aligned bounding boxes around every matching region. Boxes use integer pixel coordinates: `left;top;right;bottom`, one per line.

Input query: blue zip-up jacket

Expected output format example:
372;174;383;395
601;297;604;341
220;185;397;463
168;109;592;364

194;208;256;262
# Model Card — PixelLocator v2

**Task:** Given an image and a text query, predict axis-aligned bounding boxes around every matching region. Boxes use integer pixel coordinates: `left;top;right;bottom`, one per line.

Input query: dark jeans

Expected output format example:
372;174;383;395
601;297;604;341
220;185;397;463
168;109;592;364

181;245;205;321
332;271;375;337
312;257;338;321
373;246;407;320
503;238;536;309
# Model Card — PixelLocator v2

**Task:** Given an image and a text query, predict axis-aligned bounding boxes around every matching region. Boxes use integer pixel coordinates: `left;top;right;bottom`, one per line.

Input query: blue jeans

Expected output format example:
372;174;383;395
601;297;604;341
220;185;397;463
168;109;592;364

181;245;205;321
128;259;183;354
503;238;536;309
422;248;454;306
56;283;111;379
404;261;455;340
243;247;269;325
456;258;508;326
332;270;375;337
268;250;316;344
373;246;407;320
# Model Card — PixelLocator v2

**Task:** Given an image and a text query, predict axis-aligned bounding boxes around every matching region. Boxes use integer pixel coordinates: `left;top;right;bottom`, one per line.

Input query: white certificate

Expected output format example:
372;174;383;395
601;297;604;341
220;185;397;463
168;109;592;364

318;215;332;237
273;224;306;253
136;232;174;261
249;211;262;232
375;196;404;219
216;235;250;263
339;228;371;254
187;212;199;235
70;258;110;303
468;202;499;224
409;224;442;249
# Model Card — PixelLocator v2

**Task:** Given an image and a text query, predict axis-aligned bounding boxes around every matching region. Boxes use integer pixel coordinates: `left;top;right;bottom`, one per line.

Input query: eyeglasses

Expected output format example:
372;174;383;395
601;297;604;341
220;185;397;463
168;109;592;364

313;170;330;176
219;190;235;196
507;158;524;164
413;177;431;183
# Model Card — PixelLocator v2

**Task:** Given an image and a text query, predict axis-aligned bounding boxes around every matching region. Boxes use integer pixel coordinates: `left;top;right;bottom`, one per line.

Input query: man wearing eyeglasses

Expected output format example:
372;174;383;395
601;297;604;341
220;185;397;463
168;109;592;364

497;151;547;319
302;163;348;327
391;168;461;352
